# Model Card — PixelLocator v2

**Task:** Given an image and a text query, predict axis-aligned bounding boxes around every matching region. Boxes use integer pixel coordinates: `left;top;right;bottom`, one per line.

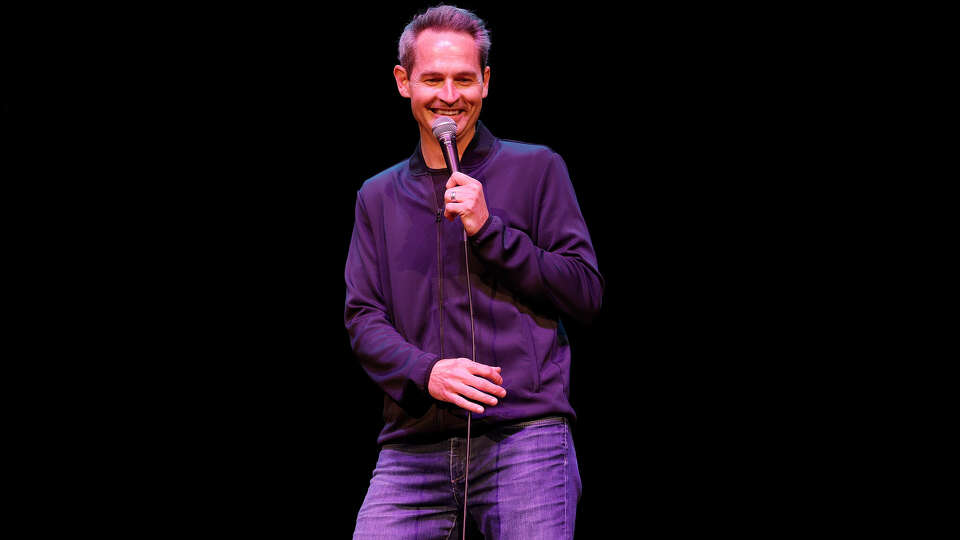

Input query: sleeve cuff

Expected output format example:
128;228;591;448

468;213;499;244
413;352;443;395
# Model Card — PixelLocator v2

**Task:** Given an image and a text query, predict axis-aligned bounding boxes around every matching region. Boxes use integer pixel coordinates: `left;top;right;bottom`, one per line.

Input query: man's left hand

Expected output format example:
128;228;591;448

444;172;489;236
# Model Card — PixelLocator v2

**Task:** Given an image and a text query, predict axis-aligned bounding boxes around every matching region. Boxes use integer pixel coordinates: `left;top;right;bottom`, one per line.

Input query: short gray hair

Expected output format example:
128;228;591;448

398;5;491;76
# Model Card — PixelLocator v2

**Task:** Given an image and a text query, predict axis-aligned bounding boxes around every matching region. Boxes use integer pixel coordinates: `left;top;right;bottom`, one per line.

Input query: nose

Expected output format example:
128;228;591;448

439;79;460;104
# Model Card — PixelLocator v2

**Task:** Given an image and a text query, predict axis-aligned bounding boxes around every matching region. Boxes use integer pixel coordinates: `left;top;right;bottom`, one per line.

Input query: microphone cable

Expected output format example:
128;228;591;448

431;116;477;540
462;226;476;540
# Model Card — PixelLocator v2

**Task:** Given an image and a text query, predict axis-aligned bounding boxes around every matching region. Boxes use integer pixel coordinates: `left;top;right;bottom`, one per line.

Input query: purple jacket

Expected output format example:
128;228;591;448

344;122;603;445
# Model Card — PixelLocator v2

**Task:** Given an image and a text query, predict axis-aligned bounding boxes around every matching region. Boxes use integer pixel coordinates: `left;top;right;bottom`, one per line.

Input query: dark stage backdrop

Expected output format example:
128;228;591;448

38;2;801;537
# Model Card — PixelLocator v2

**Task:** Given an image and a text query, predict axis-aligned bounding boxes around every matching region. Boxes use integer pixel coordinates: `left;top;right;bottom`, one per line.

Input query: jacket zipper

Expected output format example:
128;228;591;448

433;194;445;361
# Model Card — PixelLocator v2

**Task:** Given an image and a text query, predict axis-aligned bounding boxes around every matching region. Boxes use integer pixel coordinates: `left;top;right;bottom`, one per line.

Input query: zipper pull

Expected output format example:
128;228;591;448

436;209;442;223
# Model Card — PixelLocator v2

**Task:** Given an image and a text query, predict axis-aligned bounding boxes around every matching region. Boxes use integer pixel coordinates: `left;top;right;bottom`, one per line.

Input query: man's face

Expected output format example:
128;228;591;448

395;29;490;143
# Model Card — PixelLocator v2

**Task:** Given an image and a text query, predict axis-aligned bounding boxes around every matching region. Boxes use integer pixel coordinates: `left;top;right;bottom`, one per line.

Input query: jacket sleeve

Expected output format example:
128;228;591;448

468;152;604;324
344;191;442;405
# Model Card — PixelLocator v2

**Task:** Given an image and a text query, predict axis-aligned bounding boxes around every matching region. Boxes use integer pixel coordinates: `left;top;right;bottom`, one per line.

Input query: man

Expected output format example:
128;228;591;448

346;6;603;539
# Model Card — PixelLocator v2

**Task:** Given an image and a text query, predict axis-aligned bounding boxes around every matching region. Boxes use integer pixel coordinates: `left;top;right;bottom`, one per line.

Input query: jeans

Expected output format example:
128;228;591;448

353;416;581;539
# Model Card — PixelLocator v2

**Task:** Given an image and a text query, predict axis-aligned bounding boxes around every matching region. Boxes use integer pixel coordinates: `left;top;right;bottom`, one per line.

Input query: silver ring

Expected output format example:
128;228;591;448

451;191;457;201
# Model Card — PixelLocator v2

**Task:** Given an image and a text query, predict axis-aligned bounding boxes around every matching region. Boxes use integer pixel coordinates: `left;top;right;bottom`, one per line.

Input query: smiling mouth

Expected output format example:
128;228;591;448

430;108;465;117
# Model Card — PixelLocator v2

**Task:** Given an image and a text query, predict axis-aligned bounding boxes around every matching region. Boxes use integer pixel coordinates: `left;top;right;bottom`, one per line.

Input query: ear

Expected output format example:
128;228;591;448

394;65;411;98
481;66;491;99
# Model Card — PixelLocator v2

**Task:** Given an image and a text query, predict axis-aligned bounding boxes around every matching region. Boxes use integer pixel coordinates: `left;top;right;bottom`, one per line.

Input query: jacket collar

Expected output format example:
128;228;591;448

408;121;496;177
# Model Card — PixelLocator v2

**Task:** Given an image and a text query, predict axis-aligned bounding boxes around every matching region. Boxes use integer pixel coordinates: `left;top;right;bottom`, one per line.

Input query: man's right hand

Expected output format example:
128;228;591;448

428;358;507;414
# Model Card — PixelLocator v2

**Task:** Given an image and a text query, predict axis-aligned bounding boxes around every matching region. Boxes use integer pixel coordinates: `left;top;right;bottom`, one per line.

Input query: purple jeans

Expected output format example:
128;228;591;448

353;416;581;539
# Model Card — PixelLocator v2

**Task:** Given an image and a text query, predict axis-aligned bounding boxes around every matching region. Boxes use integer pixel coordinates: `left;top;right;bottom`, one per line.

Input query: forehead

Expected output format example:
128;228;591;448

412;29;481;74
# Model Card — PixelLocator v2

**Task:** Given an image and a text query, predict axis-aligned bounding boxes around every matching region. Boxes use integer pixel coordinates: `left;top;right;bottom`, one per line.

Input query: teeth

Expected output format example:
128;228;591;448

434;110;461;115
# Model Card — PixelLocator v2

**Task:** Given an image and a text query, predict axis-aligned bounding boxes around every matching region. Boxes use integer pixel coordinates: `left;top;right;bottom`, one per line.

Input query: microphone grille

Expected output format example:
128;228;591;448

431;116;458;140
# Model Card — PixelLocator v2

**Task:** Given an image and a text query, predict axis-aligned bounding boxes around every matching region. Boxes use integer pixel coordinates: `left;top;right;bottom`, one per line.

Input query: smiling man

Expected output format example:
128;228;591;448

346;6;603;539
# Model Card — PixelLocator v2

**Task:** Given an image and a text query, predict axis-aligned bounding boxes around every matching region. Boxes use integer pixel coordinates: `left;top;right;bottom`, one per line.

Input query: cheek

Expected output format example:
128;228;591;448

412;96;432;113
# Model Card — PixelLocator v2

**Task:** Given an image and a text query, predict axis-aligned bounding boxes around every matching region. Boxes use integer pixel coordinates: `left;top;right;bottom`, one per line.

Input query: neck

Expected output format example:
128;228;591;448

420;124;476;170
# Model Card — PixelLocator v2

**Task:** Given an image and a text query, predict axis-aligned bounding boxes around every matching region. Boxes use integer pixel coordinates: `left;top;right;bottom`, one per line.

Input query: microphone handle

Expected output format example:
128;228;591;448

440;136;460;174
441;136;466;243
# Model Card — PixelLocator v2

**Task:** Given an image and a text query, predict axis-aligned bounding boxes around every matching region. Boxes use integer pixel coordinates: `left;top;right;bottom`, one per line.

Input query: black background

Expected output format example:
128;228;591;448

8;2;826;537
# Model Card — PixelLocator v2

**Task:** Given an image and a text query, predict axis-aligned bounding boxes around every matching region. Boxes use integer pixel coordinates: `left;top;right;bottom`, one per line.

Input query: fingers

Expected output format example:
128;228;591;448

450;394;485;415
468;374;507;399
447;379;504;415
443;186;470;221
445;174;480;203
466;361;503;385
459;383;500;407
445;188;474;205
446;172;475;189
444;202;464;221
455;358;500;381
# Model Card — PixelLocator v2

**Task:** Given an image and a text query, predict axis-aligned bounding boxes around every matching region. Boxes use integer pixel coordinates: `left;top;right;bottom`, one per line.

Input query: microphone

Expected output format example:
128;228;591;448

431;116;460;174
